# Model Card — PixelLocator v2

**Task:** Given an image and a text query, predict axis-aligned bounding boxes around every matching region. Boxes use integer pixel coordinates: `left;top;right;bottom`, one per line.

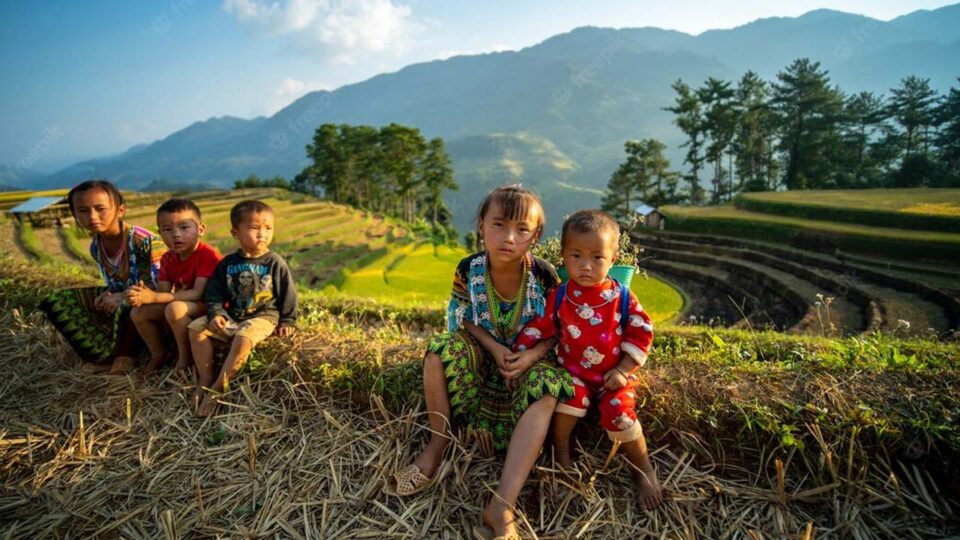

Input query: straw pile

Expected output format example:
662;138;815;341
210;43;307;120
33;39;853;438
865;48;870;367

1;305;957;539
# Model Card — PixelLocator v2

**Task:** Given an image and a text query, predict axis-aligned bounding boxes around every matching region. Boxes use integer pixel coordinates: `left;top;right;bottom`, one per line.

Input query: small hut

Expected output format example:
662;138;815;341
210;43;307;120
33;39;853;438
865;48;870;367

635;202;665;230
7;196;71;227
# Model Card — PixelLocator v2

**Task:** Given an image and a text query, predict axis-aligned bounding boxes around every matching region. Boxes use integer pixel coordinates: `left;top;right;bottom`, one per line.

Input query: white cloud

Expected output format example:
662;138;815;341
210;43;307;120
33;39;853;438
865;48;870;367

223;0;423;64
265;77;331;115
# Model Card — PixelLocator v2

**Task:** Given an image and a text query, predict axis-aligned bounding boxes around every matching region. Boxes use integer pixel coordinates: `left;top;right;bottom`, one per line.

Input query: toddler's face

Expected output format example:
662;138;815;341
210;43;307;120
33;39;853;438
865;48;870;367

562;228;617;287
157;210;204;258
72;188;124;234
232;210;274;257
478;201;541;265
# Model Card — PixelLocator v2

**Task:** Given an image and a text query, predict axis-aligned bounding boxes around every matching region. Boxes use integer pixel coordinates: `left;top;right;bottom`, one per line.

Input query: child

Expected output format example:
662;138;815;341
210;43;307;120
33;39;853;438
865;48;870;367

40;180;165;374
187;200;297;417
390;185;574;540
126;199;221;378
513;209;663;510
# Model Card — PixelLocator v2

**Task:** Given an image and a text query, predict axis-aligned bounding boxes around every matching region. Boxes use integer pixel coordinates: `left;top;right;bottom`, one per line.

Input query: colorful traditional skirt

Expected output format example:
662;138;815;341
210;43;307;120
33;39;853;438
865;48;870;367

39;287;143;363
428;329;575;452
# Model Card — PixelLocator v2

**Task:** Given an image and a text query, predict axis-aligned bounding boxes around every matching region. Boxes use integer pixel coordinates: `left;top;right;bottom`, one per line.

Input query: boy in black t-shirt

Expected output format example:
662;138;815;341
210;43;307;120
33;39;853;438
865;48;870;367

188;200;297;416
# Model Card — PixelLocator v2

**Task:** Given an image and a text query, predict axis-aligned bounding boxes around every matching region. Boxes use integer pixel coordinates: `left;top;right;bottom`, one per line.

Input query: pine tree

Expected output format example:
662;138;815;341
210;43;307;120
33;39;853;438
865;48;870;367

698;77;737;202
888;76;939;158
665;80;707;204
419;138;458;224
733;71;776;192
935;79;960;178
770;58;844;190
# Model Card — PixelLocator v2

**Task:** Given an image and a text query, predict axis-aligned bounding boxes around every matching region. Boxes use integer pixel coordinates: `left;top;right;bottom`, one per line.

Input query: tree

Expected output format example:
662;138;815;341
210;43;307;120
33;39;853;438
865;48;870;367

770;58;844;190
935;79;960;179
733;71;777;192
419;138;458;224
698;77;738;202
665;80;707;204
603;139;677;220
837;91;889;187
888;76;939;159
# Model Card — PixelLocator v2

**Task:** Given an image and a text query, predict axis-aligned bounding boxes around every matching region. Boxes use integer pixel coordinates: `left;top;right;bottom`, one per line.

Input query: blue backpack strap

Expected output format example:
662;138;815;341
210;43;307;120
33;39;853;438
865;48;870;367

612;278;631;330
554;282;567;325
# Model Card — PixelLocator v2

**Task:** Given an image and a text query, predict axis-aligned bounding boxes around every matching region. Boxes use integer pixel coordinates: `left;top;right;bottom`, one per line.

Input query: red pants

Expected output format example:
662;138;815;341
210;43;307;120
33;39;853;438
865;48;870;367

556;376;643;442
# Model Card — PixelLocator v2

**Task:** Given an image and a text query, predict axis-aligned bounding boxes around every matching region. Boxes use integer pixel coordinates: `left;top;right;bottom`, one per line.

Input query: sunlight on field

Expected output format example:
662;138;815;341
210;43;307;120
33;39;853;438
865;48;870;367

741;188;960;212
632;273;685;324
329;242;685;320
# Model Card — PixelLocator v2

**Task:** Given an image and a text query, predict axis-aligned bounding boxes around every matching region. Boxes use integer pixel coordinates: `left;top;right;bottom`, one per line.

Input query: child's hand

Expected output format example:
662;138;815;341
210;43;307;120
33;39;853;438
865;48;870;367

125;281;155;307
209;315;228;332
101;292;125;312
490;343;510;374
603;367;629;390
275;325;294;338
502;349;540;382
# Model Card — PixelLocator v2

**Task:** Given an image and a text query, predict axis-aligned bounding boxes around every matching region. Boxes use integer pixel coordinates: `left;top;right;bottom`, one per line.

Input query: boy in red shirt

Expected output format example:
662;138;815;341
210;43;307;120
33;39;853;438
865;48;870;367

127;199;221;378
513;209;662;510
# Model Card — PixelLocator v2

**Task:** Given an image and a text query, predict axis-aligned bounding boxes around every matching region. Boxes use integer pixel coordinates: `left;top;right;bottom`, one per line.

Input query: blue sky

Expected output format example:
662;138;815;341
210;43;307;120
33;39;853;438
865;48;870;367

1;0;955;171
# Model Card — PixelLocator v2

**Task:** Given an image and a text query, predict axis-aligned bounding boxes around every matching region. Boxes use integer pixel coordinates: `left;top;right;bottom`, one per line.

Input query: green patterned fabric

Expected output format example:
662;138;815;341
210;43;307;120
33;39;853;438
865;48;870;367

40;287;140;363
428;329;574;452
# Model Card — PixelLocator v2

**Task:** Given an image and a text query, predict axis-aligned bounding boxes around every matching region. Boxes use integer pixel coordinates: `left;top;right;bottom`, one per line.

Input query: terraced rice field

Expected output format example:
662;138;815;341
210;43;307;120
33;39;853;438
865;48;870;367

1;188;686;322
636;230;959;337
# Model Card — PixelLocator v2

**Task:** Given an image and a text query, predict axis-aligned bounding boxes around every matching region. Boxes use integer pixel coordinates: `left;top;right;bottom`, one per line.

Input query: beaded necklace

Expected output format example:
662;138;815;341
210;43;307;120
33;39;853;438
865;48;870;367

485;256;529;340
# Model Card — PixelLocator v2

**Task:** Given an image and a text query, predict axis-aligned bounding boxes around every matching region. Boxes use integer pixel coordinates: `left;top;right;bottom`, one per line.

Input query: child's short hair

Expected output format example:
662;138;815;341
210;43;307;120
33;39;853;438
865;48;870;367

476;184;545;233
157;198;202;222
67;179;124;217
230;200;273;228
561;209;620;248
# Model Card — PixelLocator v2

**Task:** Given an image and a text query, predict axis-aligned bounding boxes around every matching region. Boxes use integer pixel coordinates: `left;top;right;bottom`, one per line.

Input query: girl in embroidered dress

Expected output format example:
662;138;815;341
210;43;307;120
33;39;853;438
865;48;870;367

390;185;574;540
40;180;164;374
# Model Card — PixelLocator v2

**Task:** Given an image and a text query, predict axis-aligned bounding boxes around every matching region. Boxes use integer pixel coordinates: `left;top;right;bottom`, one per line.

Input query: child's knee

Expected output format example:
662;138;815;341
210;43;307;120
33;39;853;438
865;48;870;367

130;306;147;323
165;301;189;322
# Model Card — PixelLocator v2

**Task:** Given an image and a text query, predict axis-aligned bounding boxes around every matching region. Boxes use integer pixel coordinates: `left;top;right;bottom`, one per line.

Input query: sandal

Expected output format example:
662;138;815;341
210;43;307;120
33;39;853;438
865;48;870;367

472;525;521;540
389;464;434;496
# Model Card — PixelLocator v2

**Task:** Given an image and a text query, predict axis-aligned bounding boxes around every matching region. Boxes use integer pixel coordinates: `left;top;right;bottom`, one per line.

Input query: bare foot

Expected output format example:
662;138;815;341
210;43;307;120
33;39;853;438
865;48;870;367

197;392;218;417
109;356;134;375
481;497;517;539
636;466;663;510
174;357;192;371
191;387;206;410
412;439;446;479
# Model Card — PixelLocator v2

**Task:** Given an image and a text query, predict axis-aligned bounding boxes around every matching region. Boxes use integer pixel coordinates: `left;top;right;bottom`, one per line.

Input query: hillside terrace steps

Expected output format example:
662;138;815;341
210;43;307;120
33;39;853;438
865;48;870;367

636;231;959;337
639;235;885;334
643;260;776;329
642;244;858;334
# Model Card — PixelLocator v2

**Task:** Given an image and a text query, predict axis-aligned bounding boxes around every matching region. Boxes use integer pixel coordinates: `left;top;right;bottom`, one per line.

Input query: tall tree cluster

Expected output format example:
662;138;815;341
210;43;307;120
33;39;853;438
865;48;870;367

293;123;458;225
601;138;679;221
663;59;960;202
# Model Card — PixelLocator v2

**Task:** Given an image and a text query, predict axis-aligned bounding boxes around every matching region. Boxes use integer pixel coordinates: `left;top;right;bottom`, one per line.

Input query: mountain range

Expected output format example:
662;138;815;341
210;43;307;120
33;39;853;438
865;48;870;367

12;4;960;233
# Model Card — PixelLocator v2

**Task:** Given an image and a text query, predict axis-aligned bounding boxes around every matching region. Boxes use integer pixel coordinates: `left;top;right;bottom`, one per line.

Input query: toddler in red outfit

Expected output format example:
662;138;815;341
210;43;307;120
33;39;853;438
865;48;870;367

514;209;663;510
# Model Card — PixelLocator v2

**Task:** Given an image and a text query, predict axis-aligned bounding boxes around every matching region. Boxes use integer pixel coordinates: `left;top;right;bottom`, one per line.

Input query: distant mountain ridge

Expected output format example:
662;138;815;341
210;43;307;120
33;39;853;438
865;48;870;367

29;3;960;230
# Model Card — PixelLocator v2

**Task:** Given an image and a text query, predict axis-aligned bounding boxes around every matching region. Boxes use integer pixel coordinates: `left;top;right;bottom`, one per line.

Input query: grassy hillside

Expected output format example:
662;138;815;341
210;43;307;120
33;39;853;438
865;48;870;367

736;188;960;233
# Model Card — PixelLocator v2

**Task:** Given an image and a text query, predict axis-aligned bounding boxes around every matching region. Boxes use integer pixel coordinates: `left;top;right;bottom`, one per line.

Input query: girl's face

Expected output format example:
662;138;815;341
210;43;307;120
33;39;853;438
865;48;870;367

72;188;124;235
478;200;541;266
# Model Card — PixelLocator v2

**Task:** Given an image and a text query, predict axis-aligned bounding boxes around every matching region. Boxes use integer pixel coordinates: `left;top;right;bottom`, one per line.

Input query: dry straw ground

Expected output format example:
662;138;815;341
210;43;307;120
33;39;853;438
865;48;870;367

2;300;957;539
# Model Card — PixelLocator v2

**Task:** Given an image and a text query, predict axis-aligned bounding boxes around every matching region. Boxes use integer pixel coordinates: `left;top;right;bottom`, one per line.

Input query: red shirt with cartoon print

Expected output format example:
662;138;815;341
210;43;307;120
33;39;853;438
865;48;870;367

513;278;653;388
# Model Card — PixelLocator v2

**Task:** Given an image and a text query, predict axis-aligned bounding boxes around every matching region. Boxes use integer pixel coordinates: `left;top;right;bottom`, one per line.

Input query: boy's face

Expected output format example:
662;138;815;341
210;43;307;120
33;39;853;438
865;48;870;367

232;210;274;257
562;228;618;287
157;210;205;259
72;188;125;234
478;200;541;265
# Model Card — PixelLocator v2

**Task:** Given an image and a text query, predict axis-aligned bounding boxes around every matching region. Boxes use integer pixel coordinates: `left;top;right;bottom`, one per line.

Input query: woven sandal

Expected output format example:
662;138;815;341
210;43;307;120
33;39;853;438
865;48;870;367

472;524;521;540
390;464;434;496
